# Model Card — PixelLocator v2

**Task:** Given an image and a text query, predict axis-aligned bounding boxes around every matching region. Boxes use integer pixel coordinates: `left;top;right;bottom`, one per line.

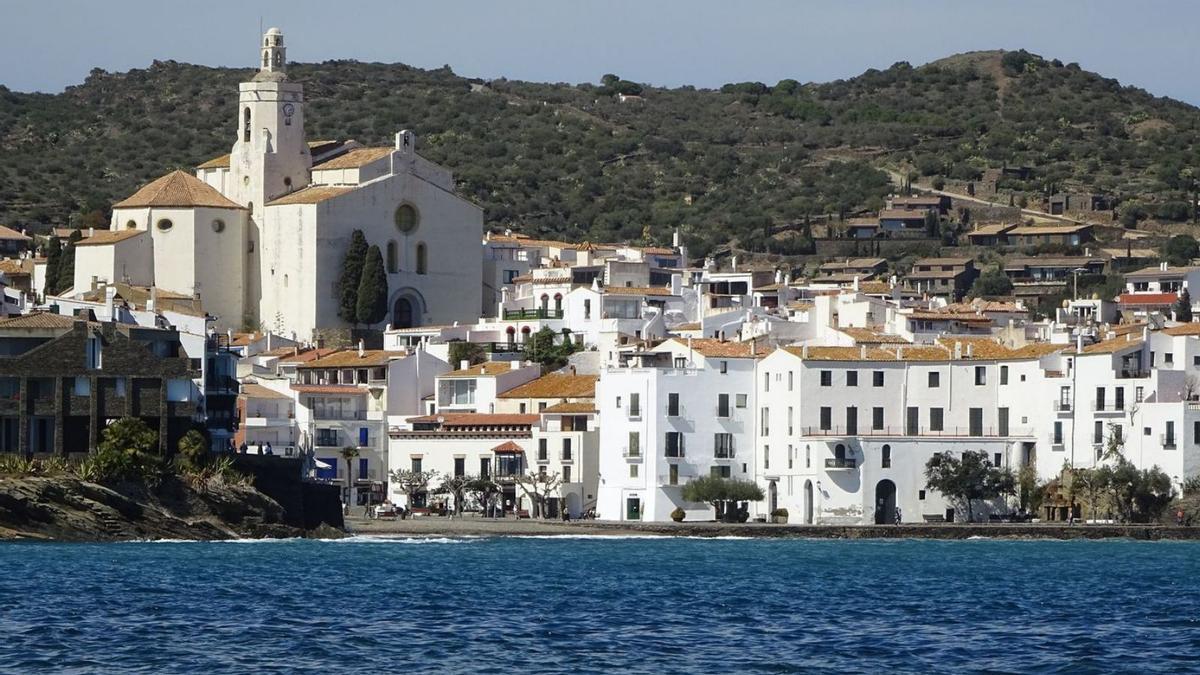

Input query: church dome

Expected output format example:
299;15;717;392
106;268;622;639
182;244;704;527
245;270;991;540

266;27;282;35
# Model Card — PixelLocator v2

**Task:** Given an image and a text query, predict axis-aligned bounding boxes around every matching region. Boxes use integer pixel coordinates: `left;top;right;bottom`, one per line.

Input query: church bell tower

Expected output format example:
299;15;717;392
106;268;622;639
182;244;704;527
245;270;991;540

228;27;311;214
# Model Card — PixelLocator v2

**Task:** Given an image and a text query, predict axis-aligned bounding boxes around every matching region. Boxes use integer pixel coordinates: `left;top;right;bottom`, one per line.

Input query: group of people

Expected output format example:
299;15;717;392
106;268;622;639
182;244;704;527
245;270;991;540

233;441;274;456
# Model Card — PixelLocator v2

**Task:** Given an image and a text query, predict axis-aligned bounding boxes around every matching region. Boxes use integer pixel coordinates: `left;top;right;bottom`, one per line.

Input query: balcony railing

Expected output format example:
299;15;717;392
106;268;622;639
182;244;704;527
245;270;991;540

622;446;642;460
801;426;1028;438
825;457;858;469
1091;401;1125;413
714;448;736;459
312;410;368;421
503;308;564;320
1053;400;1072;412
665;404;685;417
206;375;239;393
1161;434;1177;449
483;342;524;354
627;408;642;420
664;446;685;458
560;452;574;463
1117;370;1151;380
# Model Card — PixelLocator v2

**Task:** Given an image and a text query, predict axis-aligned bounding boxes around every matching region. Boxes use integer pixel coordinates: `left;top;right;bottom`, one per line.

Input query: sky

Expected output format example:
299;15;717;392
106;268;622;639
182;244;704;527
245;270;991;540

2;0;1199;104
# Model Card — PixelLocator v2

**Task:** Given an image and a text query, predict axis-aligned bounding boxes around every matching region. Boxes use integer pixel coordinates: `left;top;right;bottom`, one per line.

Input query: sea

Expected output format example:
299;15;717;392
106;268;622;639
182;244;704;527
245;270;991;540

0;536;1197;674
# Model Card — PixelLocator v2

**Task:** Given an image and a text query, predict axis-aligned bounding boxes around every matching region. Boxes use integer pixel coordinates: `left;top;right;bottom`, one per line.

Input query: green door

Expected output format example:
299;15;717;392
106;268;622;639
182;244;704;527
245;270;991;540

626;497;641;521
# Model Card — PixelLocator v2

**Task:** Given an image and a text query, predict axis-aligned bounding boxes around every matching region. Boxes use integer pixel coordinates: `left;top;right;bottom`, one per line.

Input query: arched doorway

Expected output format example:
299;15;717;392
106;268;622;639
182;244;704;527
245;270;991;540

767;480;778;515
392;298;414;329
874;479;897;524
803;480;814;524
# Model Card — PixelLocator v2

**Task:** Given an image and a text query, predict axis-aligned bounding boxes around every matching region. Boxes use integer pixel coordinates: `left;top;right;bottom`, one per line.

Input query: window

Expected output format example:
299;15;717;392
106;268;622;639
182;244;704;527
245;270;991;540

86;336;102;369
479;457;491;478
1053;421;1064;445
1195;420;1200;445
212;219;225;233
1166;352;1175;365
787;406;793;435
387;241;398;273
846;371;858;387
416;243;427;275
819;406;831;431
1136;386;1145;403
720;361;728;374
714;433;734;458
561;438;572;461
1165;421;1176;447
881;445;891;468
717;393;730;418
673;356;687;368
974;366;986;385
665;432;684;458
243;107;251;142
628;393;640;418
156;219;173;231
1144;426;1151;436
928;371;940;388
760;408;770;436
763;444;769;470
411;458;423;473
787;445;793;469
872;407;884;430
563;466;572;482
845;407;857;435
73;376;90;397
873;371;884;387
1000;365;1009;385
627;431;640;457
710;465;732;478
125;219;137;229
805;445;811;468
537;438;548;462
453;457;465;477
763;373;770;392
394;204;419;233
918;490;926;500
629;464;639;478
583;299;591;319
993;452;1002;467
788;371;794;391
820;370;832;387
1115;387;1125;411
930;407;944;432
735;394;748;408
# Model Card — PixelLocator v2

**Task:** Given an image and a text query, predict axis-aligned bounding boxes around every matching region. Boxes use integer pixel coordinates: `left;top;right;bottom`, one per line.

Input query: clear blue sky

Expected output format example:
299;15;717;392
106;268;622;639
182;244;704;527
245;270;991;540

3;0;1199;104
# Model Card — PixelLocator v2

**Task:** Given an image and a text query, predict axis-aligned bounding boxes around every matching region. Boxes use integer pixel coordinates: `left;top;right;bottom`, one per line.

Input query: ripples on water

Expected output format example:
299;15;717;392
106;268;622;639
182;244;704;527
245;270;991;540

0;536;1197;674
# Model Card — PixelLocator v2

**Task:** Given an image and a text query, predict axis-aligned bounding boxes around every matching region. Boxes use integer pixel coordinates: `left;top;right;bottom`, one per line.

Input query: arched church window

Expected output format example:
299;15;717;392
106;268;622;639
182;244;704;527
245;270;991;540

212;219;225;233
386;241;398;274
262;51;269;68
156;219;173;232
243;108;252;143
283;274;289;288
540;294;550;311
125;220;136;230
273;52;282;67
416;243;427;275
394;204;419;234
554;293;563;313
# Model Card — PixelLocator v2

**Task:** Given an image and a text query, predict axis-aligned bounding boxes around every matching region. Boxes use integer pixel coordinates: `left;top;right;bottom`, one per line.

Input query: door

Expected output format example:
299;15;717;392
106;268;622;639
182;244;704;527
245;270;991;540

969;408;983;437
874;479;897;524
392;298;414;329
906;407;919;436
803;480;814;524
626;497;641;521
845;407;858;435
998;408;1009;437
768;480;778;514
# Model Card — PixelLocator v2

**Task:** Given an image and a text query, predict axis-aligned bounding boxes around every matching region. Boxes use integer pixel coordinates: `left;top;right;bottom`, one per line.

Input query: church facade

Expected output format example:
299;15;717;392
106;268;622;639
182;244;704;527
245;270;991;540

87;28;483;339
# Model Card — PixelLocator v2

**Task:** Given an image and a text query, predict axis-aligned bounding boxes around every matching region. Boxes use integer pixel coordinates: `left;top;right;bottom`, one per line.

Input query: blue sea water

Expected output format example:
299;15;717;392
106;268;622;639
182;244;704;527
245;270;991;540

0;536;1198;674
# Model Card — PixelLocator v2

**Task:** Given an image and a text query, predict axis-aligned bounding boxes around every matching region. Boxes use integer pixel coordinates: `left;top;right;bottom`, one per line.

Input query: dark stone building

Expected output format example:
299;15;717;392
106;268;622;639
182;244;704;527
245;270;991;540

0;312;197;455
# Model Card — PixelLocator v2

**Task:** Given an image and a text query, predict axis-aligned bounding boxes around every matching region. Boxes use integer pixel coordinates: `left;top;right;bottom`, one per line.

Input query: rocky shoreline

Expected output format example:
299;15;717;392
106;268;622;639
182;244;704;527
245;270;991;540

347;516;1200;540
0;475;344;542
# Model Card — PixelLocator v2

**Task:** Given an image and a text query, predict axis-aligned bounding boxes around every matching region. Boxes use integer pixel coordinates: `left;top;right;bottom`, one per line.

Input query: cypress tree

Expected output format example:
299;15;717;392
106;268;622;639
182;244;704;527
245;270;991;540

1176;289;1193;322
335;230;368;323
56;230;81;293
355;244;389;325
44;237;62;296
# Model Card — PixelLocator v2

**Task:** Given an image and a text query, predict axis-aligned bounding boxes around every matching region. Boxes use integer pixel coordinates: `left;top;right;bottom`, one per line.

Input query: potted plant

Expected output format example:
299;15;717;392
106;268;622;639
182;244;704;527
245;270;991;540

771;508;789;524
670;507;686;522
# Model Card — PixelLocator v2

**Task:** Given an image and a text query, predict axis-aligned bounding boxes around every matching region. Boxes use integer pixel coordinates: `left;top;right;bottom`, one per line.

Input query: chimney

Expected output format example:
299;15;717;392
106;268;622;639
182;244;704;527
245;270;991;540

954;342;962;359
852;275;860;292
266;332;272;350
358;339;365;357
731;256;738;271
966;344;974;358
860;344;867;359
801;344;809;359
460;360;470;370
775;269;783;284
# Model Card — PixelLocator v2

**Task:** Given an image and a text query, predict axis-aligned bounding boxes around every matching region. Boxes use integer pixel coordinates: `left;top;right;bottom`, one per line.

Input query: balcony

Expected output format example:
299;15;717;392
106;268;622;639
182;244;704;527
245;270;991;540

627;407;642;420
560;453;574;464
483;342;523;354
664;446;685;459
665;404;686;418
312;410;368;421
1161;434;1177;449
622;447;642;461
714;448;736;460
1117;369;1151;380
1053;400;1072;413
825;457;858;469
801;426;1030;438
206;375;239;394
503;308;563;320
1091;401;1125;415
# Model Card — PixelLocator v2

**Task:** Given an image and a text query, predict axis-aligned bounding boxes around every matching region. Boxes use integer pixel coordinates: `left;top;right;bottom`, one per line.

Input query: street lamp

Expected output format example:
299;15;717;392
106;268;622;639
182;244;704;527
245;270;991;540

1071;267;1090;301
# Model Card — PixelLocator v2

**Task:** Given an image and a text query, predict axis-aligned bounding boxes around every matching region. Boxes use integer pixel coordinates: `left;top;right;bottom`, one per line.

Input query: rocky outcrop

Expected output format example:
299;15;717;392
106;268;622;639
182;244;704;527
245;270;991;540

0;475;343;541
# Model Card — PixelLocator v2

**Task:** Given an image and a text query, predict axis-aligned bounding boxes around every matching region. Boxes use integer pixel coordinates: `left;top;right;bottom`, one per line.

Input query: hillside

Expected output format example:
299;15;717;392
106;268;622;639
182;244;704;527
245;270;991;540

1;49;1199;257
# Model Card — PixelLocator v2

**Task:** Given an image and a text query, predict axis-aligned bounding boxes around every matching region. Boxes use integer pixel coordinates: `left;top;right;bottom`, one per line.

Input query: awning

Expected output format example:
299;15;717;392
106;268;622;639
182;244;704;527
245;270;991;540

314;458;333;470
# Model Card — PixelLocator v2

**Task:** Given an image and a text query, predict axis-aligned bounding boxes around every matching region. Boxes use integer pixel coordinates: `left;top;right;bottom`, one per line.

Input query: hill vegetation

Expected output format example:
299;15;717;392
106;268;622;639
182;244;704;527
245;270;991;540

2;49;1200;257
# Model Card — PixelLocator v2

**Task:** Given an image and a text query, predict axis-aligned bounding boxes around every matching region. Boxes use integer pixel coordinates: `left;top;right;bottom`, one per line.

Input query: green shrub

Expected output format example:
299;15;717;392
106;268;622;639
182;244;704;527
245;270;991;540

670;507;686;522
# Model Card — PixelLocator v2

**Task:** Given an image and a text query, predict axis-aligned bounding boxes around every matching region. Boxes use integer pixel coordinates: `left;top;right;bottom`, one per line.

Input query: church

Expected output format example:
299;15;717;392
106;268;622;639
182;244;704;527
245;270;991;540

79;28;483;340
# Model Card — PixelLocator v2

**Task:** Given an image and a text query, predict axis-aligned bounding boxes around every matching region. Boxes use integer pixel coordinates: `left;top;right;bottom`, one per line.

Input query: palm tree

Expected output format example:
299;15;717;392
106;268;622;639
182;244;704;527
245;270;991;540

340;446;360;512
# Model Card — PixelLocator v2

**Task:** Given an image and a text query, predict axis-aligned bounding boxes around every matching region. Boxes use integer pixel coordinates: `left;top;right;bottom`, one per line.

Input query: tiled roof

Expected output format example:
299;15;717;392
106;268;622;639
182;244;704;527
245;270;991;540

0;258;33;277
782;338;1062;362
75;230;147;247
299;349;406;368
441;362;525;378
498;374;597;399
1118;293;1178;306
113;170;246;210
265;186;356;206
0;312;77;329
672;322;701;331
541;401;597;413
1008;224;1091;235
486;233;578;251
906;311;993;323
837;327;910;345
312;147;394;170
0;225;30;241
278;348;342;364
1162;323;1200;336
663;337;758;358
196;154;231;170
879;208;931;219
406;414;540;427
1071;335;1144;355
241;383;292;400
1124;265;1200;279
966;223;1017;236
604;286;674;296
291;384;368;395
940;300;1026;314
491;440;526;453
913;257;973;266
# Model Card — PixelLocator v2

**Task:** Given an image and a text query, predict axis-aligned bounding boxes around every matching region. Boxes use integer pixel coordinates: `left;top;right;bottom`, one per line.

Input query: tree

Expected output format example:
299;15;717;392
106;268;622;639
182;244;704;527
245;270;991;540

340;446;359;509
924;450;1015;522
99;416;159;456
1175;289;1193;322
680;475;765;522
43;236;62;297
176;429;208;472
389;468;437;510
513;469;563;518
523;326;580;373
56;230;81;294
355;244;389;326
466;476;500;517
335;230;368;323
1163;234;1199;267
967;266;1014;299
1071;467;1112;522
437;474;473;515
1106;460;1174;523
448;341;486;368
90;417;162;481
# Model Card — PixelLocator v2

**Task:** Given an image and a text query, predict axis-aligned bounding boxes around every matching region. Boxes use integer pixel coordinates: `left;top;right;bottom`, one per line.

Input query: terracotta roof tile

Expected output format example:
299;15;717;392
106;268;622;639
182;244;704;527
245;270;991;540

266;186;356;206
0;312;77;329
604;285;674;296
441;362;525;378
498;374;597;399
113;170;246;210
491;440;526;453
0;225;30;242
1070;335;1145;355
541;401;597;413
75;230;147;247
240;383;292;400
312;146;394;170
1162;323;1200;336
838;327;910;344
291;384;368;395
299;349;406;368
406;413;540;427
196;154;231;170
664;337;758;358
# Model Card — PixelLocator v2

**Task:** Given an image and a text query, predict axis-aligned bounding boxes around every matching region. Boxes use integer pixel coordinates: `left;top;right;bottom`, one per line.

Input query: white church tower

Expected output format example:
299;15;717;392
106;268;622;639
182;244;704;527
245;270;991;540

228;27;311;213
